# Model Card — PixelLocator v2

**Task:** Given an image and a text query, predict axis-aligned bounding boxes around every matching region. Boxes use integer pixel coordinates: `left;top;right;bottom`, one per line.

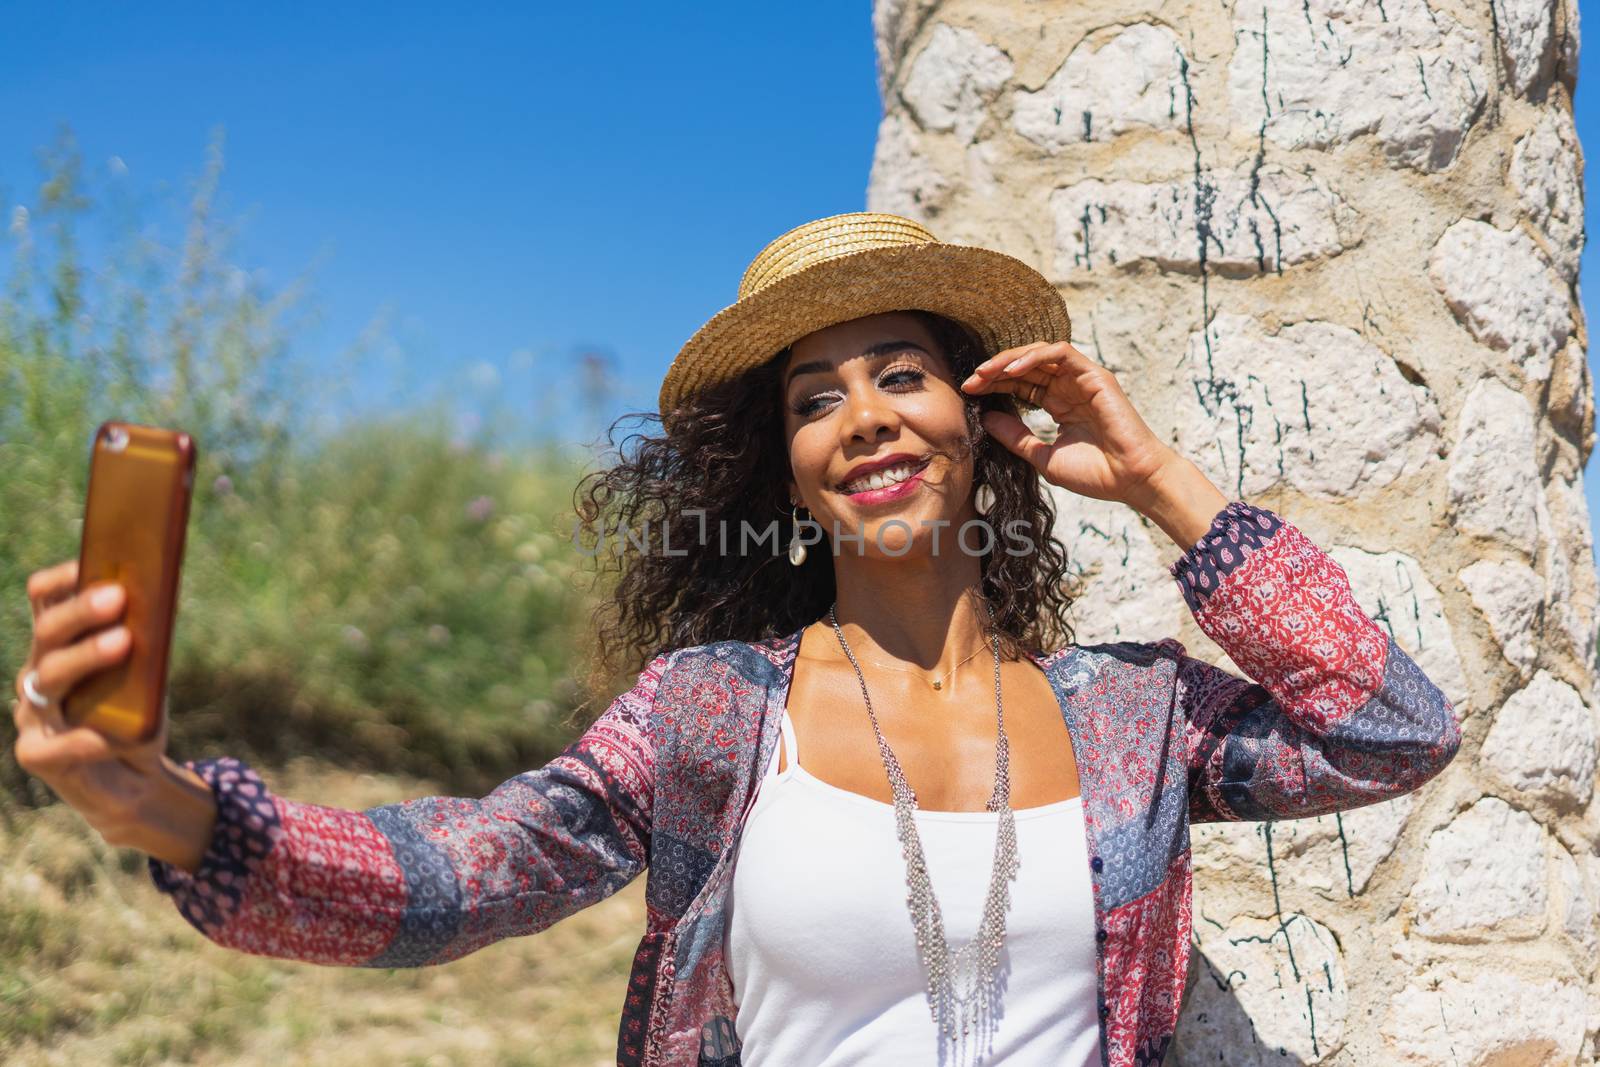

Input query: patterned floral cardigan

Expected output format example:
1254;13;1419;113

147;500;1462;1067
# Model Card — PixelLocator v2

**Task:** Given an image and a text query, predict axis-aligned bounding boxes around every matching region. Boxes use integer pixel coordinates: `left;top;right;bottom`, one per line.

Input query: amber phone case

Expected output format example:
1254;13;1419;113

63;421;196;744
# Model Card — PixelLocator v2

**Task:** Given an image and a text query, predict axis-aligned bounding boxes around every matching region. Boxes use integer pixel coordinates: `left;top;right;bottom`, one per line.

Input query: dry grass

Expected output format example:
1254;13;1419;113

0;757;646;1067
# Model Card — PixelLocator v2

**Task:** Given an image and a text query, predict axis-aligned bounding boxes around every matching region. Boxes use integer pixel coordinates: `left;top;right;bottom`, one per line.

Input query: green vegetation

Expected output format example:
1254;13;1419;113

0;759;642;1066
1;130;617;804
0;131;641;1063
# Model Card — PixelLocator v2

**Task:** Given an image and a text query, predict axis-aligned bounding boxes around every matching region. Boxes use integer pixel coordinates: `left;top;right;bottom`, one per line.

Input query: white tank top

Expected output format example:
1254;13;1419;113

724;708;1103;1067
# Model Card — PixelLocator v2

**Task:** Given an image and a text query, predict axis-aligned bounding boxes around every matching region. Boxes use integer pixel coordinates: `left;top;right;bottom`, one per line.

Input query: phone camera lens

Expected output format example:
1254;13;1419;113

105;426;129;452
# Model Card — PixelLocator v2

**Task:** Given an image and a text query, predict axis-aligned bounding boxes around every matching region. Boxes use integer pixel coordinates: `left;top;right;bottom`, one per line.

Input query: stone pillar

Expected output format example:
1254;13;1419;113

868;1;1599;1061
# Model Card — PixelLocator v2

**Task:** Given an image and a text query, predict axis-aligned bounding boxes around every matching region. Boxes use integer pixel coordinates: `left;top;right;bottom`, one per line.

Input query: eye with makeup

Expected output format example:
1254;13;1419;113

789;364;928;417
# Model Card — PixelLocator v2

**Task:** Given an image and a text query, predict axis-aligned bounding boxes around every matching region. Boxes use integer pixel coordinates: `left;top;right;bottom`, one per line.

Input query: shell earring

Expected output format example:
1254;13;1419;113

974;482;996;516
789;503;810;566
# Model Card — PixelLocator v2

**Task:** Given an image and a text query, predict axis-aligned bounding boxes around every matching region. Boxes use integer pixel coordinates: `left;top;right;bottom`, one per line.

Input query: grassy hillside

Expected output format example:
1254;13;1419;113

1;131;625;802
0;759;645;1066
0;133;645;1061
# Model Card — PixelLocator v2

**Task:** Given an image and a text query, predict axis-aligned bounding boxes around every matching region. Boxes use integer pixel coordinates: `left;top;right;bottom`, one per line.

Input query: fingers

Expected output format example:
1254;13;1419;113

971;340;1090;380
33;581;126;660
13;721;122;775
27;559;79;617
961;341;1090;402
13;694;43;737
979;409;1055;474
14;621;131;735
34;623;130;697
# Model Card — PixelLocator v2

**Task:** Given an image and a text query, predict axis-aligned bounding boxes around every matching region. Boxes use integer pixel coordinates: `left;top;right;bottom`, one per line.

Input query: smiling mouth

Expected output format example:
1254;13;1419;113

837;456;932;495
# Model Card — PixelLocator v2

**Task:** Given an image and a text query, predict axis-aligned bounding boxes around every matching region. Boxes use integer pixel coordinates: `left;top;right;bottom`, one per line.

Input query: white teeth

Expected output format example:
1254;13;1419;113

842;461;924;494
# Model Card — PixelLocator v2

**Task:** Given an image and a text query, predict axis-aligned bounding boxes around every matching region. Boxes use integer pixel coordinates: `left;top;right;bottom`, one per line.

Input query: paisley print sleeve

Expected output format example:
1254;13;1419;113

1166;501;1462;823
146;650;673;965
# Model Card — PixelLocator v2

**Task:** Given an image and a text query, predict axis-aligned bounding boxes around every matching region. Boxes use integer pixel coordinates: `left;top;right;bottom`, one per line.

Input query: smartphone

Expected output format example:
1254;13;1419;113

63;421;197;744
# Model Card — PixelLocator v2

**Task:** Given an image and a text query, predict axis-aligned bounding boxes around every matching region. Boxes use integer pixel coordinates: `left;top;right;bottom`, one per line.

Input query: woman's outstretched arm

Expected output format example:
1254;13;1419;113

142;651;673;966
1162;499;1462;823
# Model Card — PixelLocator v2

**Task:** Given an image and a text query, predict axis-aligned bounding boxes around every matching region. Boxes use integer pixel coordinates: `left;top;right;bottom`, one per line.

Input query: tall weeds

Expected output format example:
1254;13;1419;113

2;129;602;806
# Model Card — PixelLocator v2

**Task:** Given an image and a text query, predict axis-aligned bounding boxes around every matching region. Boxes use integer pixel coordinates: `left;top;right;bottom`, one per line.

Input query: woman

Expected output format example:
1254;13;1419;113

11;212;1462;1067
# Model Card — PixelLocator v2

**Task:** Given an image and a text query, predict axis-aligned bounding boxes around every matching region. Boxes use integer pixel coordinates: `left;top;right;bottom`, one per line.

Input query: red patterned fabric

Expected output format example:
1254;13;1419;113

1098;851;1192;1057
149;500;1462;1065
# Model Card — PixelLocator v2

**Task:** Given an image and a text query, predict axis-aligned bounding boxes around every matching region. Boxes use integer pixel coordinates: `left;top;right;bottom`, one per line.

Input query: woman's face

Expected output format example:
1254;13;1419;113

781;311;978;559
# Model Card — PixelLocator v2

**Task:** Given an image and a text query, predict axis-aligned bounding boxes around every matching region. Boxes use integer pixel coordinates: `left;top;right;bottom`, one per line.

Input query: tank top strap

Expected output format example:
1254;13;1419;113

778;707;799;776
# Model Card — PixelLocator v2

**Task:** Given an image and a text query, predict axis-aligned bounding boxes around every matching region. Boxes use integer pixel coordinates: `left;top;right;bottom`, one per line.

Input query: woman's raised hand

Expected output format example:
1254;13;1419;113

960;340;1180;507
11;559;176;850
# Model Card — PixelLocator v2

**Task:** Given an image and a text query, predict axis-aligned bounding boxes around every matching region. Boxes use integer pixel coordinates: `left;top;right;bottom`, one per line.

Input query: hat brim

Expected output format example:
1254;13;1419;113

658;242;1072;416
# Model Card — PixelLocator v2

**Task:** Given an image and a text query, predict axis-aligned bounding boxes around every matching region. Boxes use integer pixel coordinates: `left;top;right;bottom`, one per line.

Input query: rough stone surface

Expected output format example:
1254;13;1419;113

867;110;952;221
1175;314;1441;500
1048;165;1352;278
1428;219;1569;383
1383;966;1586;1064
1051;491;1183;645
871;0;914;101
1540;514;1577;658
1511;106;1585;283
1496;0;1559;95
870;0;1599;1058
1315;795;1414;894
1192;795;1416;900
1328;546;1470;713
900;22;1012;144
1460;559;1546;679
1175;913;1348;1064
1012;23;1186;151
1559;0;1581;84
1447;378;1544;555
1541;474;1600;665
1481;669;1599;807
962;137;1002;203
1552;338;1596;438
1226;0;1488;172
1556;846;1598;956
1409;796;1549;941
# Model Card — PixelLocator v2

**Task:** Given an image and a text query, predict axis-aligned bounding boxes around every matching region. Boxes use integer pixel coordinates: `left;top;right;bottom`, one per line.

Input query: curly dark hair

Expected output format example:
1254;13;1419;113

570;310;1079;712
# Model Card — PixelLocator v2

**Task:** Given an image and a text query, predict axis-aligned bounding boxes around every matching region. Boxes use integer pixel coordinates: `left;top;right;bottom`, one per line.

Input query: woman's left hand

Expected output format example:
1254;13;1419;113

960;340;1179;507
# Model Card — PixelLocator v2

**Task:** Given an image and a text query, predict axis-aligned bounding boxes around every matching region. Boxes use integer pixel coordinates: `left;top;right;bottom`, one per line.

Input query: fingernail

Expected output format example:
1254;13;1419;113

99;626;128;652
92;585;122;610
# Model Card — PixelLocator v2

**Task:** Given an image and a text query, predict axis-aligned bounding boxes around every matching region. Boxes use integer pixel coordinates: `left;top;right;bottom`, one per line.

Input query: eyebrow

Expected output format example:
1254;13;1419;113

784;341;929;389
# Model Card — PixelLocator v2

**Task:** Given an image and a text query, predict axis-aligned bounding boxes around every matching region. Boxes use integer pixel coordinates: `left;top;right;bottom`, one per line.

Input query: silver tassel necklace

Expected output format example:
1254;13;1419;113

826;599;1019;1062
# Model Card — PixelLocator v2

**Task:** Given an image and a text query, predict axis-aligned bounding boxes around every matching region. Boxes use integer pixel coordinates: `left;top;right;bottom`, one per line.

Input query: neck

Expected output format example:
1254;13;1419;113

817;547;994;671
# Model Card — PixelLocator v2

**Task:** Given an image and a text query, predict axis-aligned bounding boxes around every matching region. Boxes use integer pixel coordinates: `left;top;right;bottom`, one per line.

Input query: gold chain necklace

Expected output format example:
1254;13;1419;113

864;641;990;691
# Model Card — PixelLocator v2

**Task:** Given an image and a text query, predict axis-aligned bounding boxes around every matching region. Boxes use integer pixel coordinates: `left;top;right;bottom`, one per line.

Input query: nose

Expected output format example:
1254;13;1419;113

837;382;901;447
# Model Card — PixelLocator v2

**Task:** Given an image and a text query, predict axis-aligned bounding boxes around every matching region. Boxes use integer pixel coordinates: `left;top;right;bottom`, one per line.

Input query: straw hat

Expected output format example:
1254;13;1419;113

658;211;1072;417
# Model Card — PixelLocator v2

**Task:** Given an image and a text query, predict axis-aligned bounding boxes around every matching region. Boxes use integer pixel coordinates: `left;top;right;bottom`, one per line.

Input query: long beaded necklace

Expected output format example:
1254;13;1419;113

825;600;1019;1060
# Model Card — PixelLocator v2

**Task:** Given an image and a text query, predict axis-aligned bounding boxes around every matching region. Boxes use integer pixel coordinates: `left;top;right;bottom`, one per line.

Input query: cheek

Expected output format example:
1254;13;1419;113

916;394;976;449
912;378;970;423
787;425;833;488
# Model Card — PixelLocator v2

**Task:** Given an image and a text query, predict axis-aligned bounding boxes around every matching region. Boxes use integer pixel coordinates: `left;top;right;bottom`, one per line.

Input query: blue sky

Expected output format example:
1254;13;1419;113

0;4;883;435
1;2;1596;564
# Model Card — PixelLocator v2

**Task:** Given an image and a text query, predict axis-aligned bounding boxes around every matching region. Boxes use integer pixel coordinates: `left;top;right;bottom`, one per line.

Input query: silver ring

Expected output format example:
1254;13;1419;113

21;668;52;710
